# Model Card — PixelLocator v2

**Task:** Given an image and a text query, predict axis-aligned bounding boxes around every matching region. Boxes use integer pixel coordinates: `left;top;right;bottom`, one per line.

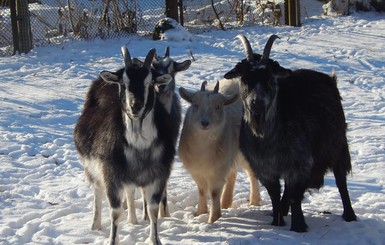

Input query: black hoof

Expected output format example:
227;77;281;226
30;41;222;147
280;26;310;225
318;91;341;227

271;217;286;227
290;223;308;232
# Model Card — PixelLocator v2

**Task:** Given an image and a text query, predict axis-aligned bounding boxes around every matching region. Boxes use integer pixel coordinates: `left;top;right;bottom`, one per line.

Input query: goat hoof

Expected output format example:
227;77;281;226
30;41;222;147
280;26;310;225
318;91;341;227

271;218;285;227
91;224;102;231
208;212;221;224
194;210;208;217
127;217;138;225
290;223;308;232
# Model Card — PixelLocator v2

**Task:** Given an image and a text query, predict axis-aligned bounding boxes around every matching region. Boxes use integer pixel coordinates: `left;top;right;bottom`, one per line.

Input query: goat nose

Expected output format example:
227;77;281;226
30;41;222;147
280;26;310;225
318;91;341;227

201;120;209;129
131;102;143;114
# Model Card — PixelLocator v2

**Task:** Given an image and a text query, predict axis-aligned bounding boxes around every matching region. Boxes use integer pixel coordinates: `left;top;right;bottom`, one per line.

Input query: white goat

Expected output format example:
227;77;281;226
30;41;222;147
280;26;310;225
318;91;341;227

178;79;261;223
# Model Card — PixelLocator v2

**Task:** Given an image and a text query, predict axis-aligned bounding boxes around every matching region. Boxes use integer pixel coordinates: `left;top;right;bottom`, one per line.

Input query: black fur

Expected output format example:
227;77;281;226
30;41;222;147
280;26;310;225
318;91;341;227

226;51;357;232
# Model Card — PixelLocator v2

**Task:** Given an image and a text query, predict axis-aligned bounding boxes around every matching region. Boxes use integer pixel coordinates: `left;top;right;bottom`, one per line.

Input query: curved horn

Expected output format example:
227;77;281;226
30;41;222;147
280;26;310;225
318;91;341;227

164;47;170;57
236;34;254;62
143;48;156;69
121;46;132;67
200;81;208;91
261;35;280;61
213;81;219;94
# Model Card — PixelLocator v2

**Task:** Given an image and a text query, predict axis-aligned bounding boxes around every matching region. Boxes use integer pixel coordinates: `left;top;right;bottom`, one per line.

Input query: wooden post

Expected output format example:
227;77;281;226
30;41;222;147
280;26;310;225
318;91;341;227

10;0;33;54
285;0;301;27
179;0;184;26
165;0;179;22
10;0;19;55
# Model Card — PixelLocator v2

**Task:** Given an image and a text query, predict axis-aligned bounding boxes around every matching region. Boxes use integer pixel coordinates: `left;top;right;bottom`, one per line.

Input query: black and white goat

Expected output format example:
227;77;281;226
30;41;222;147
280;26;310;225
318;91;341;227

126;47;191;221
74;47;179;245
225;34;357;232
152;47;192;113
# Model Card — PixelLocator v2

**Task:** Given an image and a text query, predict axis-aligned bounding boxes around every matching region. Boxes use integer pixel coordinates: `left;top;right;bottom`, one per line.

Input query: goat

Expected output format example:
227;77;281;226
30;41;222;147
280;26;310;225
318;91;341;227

224;34;357;232
74;47;179;245
178;79;261;223
126;47;191;222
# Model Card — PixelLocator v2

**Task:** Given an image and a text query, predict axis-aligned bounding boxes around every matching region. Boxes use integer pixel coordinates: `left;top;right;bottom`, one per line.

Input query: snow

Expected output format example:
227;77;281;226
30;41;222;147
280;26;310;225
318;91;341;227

1;10;385;245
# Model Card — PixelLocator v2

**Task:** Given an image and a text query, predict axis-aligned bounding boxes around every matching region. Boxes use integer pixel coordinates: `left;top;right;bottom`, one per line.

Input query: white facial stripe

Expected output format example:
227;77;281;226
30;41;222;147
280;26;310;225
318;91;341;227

123;71;130;86
144;72;152;86
164;58;173;73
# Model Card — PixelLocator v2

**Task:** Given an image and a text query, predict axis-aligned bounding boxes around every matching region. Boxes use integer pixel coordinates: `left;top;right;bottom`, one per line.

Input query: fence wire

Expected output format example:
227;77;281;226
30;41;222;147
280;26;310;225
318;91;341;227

1;0;284;56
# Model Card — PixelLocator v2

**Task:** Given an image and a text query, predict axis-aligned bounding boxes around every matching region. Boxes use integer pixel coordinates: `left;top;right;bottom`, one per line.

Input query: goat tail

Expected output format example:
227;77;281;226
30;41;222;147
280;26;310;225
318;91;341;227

338;138;353;175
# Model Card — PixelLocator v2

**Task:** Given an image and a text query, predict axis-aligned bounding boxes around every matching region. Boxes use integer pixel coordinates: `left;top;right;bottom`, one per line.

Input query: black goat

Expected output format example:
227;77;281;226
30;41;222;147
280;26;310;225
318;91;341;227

74;47;179;245
225;34;357;232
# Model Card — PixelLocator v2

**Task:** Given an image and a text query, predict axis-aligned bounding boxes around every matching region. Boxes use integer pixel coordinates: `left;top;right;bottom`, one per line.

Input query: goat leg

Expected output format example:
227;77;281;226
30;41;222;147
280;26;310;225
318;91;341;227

281;185;290;216
91;185;103;230
333;167;357;222
264;178;285;226
124;186;138;224
106;186;124;245
286;182;308;232
143;180;164;245
221;168;237;209
209;185;223;223
196;184;208;216
159;189;170;217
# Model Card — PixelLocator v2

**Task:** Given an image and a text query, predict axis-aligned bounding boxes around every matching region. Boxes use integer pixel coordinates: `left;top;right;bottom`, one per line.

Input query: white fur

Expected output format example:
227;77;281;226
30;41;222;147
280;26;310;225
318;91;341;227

123;111;158;150
179;79;261;224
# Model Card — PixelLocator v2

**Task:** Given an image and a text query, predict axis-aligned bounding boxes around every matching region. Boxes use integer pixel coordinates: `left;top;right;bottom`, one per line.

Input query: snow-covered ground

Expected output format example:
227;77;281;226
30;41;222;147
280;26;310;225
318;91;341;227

1;10;385;245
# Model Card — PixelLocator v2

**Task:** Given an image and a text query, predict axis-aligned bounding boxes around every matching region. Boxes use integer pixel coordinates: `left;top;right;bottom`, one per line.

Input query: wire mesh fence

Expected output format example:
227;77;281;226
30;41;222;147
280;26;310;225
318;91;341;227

1;0;285;56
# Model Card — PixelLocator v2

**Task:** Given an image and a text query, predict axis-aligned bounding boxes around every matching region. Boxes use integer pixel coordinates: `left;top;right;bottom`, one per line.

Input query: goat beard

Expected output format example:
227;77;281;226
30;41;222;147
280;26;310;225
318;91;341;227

244;107;266;138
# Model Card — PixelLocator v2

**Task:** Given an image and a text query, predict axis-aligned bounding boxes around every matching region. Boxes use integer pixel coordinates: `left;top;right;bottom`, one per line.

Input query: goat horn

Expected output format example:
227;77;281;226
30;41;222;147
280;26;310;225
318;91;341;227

213;81;219;93
201;81;208;91
143;48;156;69
261;35;280;60
164;47;170;57
236;34;254;62
121;46;132;67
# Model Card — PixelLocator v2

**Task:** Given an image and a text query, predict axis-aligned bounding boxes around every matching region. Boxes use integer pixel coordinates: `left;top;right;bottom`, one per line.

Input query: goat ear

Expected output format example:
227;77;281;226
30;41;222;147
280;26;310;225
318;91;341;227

224;67;240;79
164;47;170;57
143;48;156;69
178;87;193;103
174;60;192;72
224;93;239;105
275;68;291;78
155;74;172;85
213;81;219;93
100;71;121;84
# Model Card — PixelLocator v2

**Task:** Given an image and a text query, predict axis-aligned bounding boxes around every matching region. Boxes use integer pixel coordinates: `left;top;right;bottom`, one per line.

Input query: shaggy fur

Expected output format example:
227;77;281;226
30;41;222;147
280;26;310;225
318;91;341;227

225;35;357;232
74;48;179;245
